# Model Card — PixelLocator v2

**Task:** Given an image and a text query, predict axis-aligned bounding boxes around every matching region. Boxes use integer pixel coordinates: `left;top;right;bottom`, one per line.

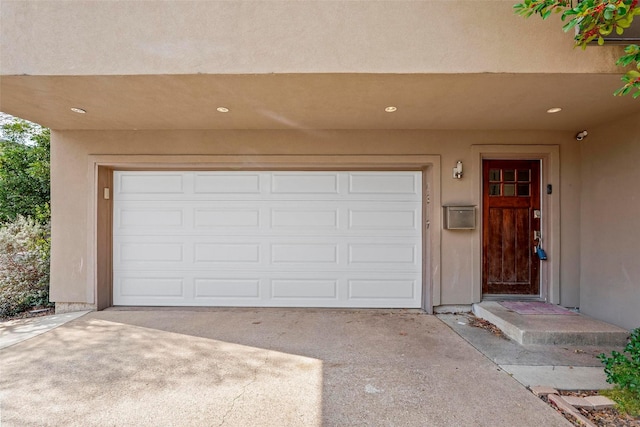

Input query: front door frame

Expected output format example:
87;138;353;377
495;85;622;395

471;145;560;304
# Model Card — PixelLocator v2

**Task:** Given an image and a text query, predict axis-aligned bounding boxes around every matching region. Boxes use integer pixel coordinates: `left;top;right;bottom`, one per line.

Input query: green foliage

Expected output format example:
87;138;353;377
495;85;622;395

601;387;640;416
0;118;51;317
0;120;50;224
615;44;640;98
0;216;52;318
514;0;573;19
514;0;640;98
598;328;640;415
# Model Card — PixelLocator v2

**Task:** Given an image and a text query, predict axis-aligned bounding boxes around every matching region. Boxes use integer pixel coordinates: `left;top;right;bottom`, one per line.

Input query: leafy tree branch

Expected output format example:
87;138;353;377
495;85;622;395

514;0;640;98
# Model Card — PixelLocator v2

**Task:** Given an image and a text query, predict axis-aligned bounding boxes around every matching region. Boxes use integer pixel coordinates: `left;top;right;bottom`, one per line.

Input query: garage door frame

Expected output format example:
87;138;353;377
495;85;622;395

89;155;441;312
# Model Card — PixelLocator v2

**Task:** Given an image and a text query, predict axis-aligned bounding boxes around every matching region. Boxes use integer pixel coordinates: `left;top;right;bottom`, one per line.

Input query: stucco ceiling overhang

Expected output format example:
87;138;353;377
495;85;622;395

1;73;639;131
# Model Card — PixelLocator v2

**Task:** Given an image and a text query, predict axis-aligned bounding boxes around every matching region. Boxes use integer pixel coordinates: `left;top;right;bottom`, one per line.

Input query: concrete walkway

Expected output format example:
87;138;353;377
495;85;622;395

0;310;89;350
0;308;572;426
438;312;625;391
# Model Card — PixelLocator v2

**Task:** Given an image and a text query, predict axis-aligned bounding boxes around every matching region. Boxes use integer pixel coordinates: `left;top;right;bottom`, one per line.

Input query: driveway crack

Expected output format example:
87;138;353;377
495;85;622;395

218;353;269;427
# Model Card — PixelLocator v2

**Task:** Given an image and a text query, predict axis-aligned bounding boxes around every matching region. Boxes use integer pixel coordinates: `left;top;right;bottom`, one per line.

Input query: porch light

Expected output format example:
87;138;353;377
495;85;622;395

575;130;588;141
384;106;397;112
216;107;229;113
546;107;562;113
70;107;86;114
453;161;463;179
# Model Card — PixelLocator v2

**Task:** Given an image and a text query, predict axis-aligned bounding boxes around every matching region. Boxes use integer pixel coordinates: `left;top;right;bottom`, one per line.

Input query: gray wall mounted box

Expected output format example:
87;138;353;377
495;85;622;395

443;206;476;230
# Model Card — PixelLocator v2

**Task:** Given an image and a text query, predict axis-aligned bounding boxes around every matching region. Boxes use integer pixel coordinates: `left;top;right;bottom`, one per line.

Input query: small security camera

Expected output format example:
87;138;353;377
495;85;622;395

575;130;588;141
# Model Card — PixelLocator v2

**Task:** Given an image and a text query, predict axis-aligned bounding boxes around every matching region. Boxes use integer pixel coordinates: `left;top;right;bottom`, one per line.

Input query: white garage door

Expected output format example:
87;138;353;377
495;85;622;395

113;171;422;308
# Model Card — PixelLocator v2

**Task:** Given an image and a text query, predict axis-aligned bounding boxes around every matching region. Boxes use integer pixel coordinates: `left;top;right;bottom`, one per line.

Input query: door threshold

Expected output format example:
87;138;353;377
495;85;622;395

482;294;544;302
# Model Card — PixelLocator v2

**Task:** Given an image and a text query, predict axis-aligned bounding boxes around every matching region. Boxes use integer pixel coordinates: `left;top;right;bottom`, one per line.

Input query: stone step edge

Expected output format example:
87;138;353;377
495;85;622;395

472;304;629;346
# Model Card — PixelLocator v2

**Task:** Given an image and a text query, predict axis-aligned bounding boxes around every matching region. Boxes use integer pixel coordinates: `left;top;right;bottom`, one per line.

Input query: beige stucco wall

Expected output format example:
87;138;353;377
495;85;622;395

560;140;582;306
579;112;640;330
1;0;622;76
50;129;582;309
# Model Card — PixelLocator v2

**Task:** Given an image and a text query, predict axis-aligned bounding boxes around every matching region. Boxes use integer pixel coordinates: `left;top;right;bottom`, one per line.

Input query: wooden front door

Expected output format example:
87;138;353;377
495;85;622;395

482;160;541;295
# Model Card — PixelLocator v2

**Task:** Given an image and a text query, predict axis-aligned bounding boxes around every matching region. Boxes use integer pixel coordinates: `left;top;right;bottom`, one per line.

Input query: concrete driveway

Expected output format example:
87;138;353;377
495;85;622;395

0;309;571;426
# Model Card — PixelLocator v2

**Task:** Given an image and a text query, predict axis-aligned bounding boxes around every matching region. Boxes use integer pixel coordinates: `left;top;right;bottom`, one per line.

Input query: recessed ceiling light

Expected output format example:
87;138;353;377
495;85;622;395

385;106;397;113
546;107;562;113
70;107;86;114
216;107;229;113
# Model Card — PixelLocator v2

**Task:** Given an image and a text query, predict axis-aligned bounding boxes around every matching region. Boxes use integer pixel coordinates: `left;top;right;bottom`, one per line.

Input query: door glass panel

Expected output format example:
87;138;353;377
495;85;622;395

503;184;516;196
489;169;501;181
517;184;530;196
503;170;516;182
517;170;530;182
489;184;501;196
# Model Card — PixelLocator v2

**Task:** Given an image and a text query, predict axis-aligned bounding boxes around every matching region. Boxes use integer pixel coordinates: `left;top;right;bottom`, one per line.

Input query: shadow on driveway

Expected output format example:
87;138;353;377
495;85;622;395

0;308;572;426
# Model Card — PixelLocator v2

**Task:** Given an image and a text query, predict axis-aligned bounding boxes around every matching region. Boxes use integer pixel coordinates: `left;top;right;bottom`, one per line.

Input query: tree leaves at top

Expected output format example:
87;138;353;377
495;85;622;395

0;120;50;224
514;0;640;98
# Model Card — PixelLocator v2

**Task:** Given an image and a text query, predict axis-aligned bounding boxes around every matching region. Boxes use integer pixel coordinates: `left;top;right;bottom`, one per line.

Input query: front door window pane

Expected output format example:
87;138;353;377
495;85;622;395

504;184;516;196
517;184;530;196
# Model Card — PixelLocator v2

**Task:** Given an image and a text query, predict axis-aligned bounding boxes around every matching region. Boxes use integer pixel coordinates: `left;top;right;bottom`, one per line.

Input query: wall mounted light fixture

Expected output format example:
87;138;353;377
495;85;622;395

453;161;463;179
575;130;588;141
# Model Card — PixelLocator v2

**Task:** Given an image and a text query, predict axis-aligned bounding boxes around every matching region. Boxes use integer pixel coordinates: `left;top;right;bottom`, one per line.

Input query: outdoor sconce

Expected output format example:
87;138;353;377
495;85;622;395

575;130;588;141
453;161;463;179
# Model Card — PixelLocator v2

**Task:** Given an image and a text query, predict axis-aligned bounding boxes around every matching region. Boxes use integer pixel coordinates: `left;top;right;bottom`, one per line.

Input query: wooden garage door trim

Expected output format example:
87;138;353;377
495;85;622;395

89;155;441;312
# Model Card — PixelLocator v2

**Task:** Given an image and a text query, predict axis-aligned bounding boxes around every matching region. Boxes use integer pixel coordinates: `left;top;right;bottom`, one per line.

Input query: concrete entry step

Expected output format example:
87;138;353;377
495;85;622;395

473;301;630;346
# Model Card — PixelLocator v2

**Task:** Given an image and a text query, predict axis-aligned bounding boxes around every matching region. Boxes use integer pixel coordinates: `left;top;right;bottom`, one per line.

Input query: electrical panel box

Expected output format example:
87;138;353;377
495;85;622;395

443;206;476;230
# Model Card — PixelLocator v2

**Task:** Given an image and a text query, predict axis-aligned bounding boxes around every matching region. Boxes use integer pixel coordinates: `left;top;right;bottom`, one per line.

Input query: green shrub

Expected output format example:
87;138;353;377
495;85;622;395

0;216;51;318
601;387;640;417
599;327;640;416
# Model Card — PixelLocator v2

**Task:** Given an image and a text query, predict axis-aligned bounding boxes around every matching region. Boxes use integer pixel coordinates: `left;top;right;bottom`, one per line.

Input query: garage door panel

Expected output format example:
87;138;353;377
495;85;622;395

271;172;339;194
114;237;419;272
115;201;420;237
118;242;184;262
113;171;423;308
348;244;418;265
271;279;338;299
118;208;185;229
118;172;185;194
194;279;261;298
271;243;338;264
194;173;261;194
113;272;421;307
349;279;416;300
118;277;185;298
348;172;420;195
114;171;421;202
194;208;261;228
194;243;261;263
271;208;339;229
348;208;418;230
